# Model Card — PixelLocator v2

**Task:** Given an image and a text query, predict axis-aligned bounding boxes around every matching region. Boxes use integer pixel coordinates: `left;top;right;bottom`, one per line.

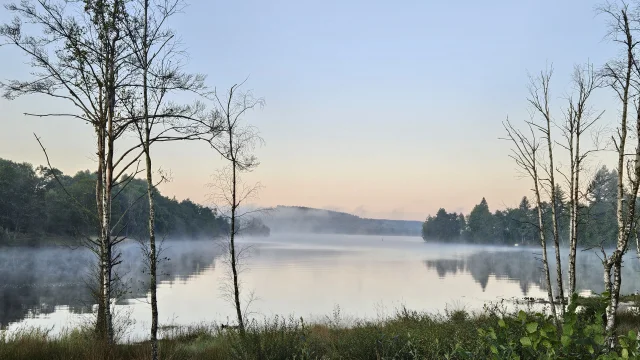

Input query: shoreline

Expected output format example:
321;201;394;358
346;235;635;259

1;300;637;359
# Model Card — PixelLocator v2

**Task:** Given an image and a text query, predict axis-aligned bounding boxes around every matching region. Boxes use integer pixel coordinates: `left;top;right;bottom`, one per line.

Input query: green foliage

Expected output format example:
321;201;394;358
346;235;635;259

582;166;619;247
422;208;464;241
467;198;495;243
0;159;46;235
423;197;539;245
476;293;640;360
0;158;229;244
422;166;622;246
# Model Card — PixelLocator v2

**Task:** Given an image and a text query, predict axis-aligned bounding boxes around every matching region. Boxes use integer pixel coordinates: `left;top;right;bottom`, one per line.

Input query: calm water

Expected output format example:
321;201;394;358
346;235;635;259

2;234;640;340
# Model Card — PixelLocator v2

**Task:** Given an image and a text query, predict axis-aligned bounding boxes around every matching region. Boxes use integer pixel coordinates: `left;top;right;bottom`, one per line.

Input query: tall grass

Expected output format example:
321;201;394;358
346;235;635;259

0;302;637;360
0;307;498;360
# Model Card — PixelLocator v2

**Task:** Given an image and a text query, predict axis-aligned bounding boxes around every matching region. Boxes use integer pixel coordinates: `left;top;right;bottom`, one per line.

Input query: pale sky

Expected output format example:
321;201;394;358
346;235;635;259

0;0;624;220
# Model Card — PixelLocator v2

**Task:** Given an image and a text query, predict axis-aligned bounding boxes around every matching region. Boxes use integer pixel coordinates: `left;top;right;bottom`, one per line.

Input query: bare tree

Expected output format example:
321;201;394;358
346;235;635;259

557;63;603;301
120;0;211;357
503;119;558;322
206;83;265;333
0;0;147;342
528;66;566;317
599;1;640;340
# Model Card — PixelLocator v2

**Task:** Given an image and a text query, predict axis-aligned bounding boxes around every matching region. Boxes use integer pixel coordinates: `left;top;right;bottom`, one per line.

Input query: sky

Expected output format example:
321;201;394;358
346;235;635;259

0;0;625;221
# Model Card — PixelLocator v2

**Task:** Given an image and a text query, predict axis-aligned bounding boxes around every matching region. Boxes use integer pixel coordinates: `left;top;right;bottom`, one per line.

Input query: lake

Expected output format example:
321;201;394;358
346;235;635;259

2;234;639;341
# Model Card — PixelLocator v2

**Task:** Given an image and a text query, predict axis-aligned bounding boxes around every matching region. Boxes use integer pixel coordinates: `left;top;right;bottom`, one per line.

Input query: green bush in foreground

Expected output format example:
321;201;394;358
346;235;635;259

1;297;639;359
474;294;640;360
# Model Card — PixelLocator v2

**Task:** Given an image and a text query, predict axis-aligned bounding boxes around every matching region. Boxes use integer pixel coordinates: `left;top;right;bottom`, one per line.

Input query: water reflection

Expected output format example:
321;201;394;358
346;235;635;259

0;240;222;328
3;236;640;338
425;247;640;296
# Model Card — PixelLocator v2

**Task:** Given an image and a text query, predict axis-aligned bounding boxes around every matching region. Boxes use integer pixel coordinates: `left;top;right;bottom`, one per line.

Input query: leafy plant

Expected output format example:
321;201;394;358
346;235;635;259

476;293;632;359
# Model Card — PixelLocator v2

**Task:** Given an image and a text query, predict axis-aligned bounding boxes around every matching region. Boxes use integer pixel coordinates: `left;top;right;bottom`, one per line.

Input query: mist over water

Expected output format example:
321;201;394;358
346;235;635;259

0;240;223;335
2;234;639;340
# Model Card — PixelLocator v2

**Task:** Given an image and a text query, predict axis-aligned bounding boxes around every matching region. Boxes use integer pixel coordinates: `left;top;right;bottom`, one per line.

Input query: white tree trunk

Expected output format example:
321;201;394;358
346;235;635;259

145;149;158;359
102;127;114;343
534;174;557;321
568;128;578;298
545;114;565;318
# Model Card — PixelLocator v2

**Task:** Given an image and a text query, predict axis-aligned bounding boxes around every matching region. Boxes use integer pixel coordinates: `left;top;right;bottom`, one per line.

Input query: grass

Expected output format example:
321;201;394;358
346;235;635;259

0;308;498;360
1;302;638;360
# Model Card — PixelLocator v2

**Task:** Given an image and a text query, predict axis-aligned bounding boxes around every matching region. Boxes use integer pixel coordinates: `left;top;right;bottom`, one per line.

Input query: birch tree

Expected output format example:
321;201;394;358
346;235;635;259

0;0;145;342
121;0;210;356
503;119;558;322
528;67;566;317
558;63;603;300
599;1;640;341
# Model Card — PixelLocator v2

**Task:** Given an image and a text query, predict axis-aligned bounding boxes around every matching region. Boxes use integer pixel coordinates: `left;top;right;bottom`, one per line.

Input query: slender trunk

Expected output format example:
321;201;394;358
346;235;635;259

606;16;633;336
606;150;626;336
102;14;119;339
96;77;112;341
534;169;557;321
102;111;114;343
145;148;158;359
140;2;158;358
568;208;578;298
144;66;159;360
546;114;565;317
607;260;622;333
98;143;113;342
230;162;244;332
95;124;107;338
569;124;580;299
602;258;613;342
568;128;577;299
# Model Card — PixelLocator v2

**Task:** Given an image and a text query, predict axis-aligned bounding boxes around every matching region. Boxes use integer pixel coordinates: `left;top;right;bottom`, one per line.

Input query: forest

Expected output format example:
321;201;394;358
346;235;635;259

0;157;231;244
422;165;618;246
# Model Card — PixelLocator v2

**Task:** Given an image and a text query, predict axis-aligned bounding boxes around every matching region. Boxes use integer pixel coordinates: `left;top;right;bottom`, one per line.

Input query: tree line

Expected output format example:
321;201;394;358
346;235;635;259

422;166;618;246
0;157;230;244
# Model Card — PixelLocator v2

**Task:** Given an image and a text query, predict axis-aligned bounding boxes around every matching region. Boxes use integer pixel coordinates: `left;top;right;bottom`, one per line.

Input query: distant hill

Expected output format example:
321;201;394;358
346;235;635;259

258;206;422;236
